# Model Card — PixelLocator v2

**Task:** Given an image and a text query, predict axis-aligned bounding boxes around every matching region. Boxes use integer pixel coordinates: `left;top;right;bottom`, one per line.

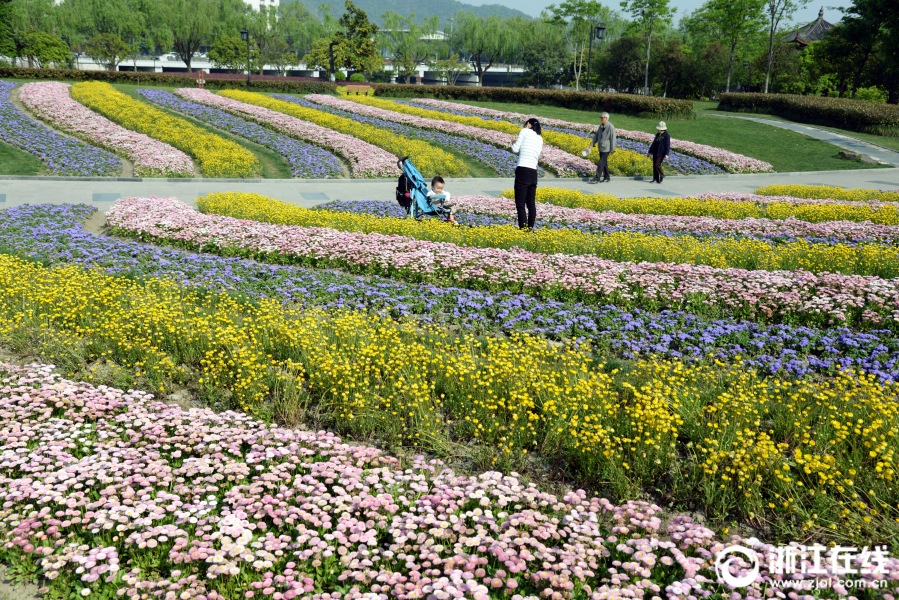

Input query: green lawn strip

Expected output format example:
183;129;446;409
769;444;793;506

111;83;293;179
697;100;899;153
0;138;46;175
444;99;885;173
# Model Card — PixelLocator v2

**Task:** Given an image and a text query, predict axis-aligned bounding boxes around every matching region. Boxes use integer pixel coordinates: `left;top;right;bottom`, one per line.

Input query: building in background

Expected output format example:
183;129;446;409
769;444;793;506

243;0;280;10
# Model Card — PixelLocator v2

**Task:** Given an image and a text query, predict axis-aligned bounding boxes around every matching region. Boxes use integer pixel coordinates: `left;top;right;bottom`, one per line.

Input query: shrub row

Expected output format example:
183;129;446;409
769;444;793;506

0;67;694;117
719;92;899;136
374;84;696;119
0;66;332;93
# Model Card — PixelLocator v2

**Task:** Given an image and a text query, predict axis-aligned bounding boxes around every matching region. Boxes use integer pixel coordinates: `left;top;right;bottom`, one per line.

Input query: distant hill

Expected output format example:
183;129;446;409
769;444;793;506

291;0;531;25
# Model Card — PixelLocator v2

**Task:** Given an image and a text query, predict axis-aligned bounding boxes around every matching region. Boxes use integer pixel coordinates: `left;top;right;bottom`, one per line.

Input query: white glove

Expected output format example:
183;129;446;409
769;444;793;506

581;149;589;157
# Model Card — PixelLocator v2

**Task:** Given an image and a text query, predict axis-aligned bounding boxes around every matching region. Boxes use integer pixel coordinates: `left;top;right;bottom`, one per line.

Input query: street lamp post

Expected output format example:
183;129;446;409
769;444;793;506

328;41;338;93
642;10;654;95
584;23;605;92
240;29;250;85
744;61;751;92
538;57;545;88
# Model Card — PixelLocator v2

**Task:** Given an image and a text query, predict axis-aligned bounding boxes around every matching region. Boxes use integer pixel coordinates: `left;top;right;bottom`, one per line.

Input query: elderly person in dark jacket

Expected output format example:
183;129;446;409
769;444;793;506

582;112;616;183
647;121;671;184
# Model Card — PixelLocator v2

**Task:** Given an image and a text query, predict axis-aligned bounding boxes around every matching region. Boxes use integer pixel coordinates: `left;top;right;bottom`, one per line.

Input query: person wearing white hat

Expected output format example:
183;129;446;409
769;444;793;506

647;121;670;184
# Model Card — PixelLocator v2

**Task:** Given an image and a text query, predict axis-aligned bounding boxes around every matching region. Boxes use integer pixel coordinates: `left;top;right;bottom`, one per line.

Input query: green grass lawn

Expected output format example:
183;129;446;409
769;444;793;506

0;139;46;175
446;99;888;173
696;100;899;153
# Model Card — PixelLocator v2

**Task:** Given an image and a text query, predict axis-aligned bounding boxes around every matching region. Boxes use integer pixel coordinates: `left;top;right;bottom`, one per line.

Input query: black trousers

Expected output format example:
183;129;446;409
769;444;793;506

652;155;665;181
595;152;611;180
513;166;538;229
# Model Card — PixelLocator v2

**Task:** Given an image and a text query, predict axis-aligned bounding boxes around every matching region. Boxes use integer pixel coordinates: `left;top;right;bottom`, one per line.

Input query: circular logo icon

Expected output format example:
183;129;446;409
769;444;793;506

715;545;760;588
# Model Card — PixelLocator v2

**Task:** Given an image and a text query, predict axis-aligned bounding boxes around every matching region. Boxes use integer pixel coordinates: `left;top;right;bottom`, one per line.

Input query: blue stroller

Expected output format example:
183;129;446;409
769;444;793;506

395;157;452;221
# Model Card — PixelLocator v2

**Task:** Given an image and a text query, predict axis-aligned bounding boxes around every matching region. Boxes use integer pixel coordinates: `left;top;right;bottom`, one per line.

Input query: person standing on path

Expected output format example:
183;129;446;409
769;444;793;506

647;122;671;183
583;112;616;184
511;118;544;230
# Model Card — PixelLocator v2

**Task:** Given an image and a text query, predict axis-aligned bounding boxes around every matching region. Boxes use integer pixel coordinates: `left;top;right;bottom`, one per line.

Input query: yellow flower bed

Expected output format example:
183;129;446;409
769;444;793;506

218;89;468;177
70;81;258;178
505;187;899;225
346;95;653;176
198;191;899;278
756;184;899;203
1;253;896;539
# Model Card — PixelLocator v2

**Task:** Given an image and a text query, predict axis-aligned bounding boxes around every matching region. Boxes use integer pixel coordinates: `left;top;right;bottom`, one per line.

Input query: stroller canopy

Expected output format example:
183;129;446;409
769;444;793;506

397;157;449;219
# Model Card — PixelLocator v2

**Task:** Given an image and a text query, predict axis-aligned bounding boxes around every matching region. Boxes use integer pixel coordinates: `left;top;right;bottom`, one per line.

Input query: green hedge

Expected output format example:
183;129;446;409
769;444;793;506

0;66;333;94
372;84;694;119
718;92;899;136
0;66;695;118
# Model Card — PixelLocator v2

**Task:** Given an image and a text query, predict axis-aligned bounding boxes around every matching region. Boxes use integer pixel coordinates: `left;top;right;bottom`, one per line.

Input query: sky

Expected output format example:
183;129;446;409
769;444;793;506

467;0;843;29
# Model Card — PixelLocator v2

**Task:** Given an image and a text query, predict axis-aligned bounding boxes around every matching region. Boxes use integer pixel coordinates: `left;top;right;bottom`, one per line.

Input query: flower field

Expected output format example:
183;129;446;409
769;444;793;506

273;94;525;177
408;98;775;174
68;81;258;178
19;81;194;177
176;88;398;178
339;95;650;177
138;88;343;179
392;99;722;176
216;89;467;177
4;80;899;596
0;80;122;176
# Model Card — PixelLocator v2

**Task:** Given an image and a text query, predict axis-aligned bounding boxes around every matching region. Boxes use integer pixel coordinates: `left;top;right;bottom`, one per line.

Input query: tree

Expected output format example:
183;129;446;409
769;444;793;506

302;36;349;75
378;11;439;83
547;0;604;90
448;12;517;86
333;0;380;73
264;39;295;75
85;32;129;70
515;18;569;88
0;0;13;59
694;0;766;92
430;53;471;85
595;34;644;92
762;0;808;92
619;0;675;94
653;38;686;96
148;0;246;73
8;0;58;66
208;33;260;73
23;30;69;67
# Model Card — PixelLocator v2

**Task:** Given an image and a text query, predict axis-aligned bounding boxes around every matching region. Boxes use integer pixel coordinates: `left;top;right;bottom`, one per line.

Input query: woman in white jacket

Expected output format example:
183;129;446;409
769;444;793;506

511;118;544;230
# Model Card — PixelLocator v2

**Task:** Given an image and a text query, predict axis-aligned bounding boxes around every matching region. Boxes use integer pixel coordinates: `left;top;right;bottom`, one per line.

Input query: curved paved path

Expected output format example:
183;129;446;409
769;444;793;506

705;113;899;167
0;167;896;209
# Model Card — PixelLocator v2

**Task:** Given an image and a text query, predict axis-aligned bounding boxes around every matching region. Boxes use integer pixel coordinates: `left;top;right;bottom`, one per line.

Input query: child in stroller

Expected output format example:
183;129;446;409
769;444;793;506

395;157;456;223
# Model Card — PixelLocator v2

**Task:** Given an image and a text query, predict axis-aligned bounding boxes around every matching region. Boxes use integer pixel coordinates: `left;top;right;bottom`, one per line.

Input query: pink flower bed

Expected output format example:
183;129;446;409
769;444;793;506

411;98;774;174
173;88;399;178
18;81;194;177
2;362;897;599
305;94;594;177
450;195;899;241
107;196;899;326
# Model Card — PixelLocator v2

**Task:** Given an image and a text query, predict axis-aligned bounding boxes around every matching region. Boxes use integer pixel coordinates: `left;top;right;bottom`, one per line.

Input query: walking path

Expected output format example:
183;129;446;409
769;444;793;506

705;113;899;167
1;167;896;209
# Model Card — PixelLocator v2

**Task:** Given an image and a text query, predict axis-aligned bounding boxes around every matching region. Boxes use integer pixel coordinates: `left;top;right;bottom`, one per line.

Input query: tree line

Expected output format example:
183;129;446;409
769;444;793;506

0;0;896;103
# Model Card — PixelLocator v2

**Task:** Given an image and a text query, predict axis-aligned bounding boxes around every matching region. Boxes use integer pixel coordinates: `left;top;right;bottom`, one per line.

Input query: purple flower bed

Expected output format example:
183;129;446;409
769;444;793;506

271;95;530;177
0;80;122;176
6;203;899;381
396;99;724;176
9;362;895;600
137;88;342;178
